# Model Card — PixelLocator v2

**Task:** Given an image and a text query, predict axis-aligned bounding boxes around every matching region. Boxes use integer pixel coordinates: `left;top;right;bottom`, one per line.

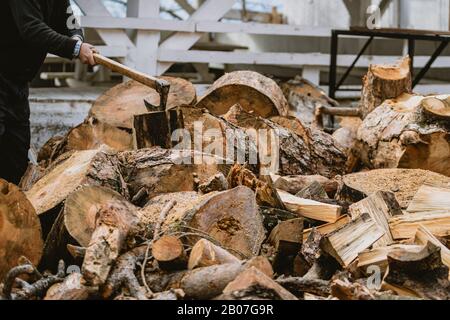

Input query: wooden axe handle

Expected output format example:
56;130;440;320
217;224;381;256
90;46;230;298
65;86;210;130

94;53;170;110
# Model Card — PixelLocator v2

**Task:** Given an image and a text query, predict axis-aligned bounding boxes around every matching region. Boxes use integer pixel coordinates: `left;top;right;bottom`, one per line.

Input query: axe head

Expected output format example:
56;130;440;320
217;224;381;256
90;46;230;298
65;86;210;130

144;78;171;112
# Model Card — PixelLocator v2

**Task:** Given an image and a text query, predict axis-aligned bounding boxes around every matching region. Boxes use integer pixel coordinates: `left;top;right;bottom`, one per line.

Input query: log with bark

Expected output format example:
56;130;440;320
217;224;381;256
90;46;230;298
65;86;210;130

360;56;411;118
0;180;43;280
302;215;351;242
271;174;338;197
337;168;450;209
196;70;289;118
222;104;347;177
118;147;230;202
152;235;187;271
44;273;90;300
357;93;450;176
89;78;196;130
382;242;450;299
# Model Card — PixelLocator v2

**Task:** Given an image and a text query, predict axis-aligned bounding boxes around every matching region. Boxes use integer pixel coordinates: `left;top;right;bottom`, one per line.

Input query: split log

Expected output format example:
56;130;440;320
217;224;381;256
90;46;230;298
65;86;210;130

320;213;385;267
89;78;196;130
278;190;342;223
118;147;230;201
337;169;450;209
0;180;43;280
358;93;450;176
406;183;450;213
37;135;65;165
198;173;229;194
349;191;402;247
19;164;45;191
357;244;425;274
302;215;351;242
44;273;90;300
382;242;450;299
82;201;140;286
25;147;125;216
259;206;299;233
271;174;338;197
332;126;360;172
330;278;374;300
222;104;346;178
196;70;289;118
360;56;411;118
281;76;338;126
276;277;331;298
415;225;450;279
296;181;329;200
152;235;187;271
268;218;303;274
183;186;266;258
389;211;450;240
227;164;285;209
222;267;297;300
188;238;241;270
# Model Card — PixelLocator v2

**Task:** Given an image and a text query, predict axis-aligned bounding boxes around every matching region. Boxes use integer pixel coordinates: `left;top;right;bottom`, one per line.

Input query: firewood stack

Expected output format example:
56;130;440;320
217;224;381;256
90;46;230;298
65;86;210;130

0;67;449;301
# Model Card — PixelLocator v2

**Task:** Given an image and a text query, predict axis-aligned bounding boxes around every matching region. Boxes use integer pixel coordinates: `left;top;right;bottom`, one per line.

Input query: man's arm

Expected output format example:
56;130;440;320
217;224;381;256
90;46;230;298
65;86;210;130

8;0;94;63
56;0;84;42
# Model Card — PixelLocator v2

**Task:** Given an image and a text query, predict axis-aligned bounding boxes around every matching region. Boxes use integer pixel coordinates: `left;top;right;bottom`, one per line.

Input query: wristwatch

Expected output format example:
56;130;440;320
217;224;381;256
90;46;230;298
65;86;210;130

73;40;83;59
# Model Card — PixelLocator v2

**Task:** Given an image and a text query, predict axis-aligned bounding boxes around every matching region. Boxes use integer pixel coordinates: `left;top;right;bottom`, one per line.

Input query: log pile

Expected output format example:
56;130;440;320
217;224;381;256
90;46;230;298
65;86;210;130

1;68;449;301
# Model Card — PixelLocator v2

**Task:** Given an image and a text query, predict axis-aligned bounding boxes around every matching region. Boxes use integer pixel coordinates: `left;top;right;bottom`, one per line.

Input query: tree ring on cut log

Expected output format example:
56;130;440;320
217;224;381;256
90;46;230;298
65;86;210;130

89;77;196;129
196;71;289;118
64;186;137;247
0;179;43;280
421;96;450;119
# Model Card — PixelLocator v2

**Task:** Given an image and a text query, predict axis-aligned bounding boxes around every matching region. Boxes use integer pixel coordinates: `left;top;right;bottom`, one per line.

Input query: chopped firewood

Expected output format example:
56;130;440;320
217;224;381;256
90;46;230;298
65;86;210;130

227;164;285;209
296;181;329;200
389;211;450;240
382;242;450;299
349;191;402;247
0;180;43;280
331;278;374;300
268;218;303;274
198;173;229;194
272;174;338;197
89;78;196;130
320;213;385;267
173;257;273;300
118;147;230;201
183;186;266;258
82;201;140;287
302;215;351;242
337;169;450;209
26;147;126;216
19;164;45;191
420;96;450;120
152;235;187;271
360;56;411;118
37;135;65;165
222;267;297;300
259;206;299;233
278;190;342;223
415;225;450;279
358;244;425;274
223;104;346;178
44;273;90;300
188;239;241;270
406;183;450;213
196;70;289;118
358;93;450;176
276;276;331;297
281;76;338;126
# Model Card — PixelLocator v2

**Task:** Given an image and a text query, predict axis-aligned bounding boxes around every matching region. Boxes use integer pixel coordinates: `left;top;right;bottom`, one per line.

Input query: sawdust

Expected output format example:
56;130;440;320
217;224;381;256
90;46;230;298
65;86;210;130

343;169;450;209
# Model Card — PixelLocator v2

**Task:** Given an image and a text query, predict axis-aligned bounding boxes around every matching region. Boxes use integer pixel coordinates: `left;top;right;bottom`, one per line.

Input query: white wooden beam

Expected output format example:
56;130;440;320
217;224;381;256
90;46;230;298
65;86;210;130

157;0;236;75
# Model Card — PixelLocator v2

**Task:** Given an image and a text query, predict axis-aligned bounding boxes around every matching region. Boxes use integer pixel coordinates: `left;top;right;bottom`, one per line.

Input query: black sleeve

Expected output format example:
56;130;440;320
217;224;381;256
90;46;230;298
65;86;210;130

8;0;78;59
55;0;84;40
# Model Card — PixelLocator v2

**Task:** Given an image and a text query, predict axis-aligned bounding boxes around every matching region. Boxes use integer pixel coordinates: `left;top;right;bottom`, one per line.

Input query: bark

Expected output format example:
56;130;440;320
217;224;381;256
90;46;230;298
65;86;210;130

357;93;450;176
89;78;196;130
272;174;338;197
196;70;289;118
198;173;229;194
276;277;331;297
0;180;43;280
360;56;412;118
223;104;347;178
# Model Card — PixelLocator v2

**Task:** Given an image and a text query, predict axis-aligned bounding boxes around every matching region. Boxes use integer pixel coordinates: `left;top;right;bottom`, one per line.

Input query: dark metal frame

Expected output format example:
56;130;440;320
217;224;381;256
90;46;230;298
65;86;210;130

329;29;450;99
